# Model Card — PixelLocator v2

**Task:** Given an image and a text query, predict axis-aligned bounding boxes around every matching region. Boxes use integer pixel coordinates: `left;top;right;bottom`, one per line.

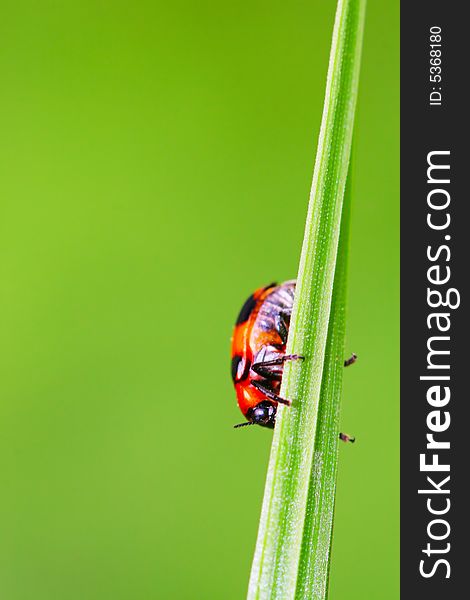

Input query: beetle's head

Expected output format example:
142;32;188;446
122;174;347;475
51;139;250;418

233;401;276;429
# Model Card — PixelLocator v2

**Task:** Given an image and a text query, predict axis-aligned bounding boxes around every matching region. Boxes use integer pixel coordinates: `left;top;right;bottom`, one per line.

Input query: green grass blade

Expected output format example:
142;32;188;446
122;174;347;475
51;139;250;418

247;1;365;599
295;165;352;600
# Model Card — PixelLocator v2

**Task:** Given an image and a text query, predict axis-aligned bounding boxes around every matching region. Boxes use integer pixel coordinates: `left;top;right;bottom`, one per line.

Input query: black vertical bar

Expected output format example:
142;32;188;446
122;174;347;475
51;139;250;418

401;3;467;597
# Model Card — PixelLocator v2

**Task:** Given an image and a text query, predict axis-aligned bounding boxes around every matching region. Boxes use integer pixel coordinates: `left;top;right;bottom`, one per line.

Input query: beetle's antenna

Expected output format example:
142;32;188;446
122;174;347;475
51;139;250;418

233;421;256;429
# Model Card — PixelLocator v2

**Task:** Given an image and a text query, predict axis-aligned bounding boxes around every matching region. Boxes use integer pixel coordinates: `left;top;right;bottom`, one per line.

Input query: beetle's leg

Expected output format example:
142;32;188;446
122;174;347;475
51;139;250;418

251;380;291;406
251;355;304;380
252;368;282;381
339;432;355;443
283;354;303;361
344;353;357;367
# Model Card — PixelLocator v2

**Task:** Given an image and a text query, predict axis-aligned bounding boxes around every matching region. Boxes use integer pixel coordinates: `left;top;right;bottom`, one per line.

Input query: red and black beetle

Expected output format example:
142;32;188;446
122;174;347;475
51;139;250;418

231;280;357;431
231;281;301;428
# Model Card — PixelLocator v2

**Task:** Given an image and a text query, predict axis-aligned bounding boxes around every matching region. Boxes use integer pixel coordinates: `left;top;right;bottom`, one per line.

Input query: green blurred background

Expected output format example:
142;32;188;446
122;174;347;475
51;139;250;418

0;1;398;598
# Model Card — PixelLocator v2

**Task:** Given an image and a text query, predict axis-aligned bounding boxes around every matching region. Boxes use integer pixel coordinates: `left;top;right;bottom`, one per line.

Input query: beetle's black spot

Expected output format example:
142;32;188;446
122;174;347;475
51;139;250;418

231;355;251;382
231;355;242;381
235;294;257;325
